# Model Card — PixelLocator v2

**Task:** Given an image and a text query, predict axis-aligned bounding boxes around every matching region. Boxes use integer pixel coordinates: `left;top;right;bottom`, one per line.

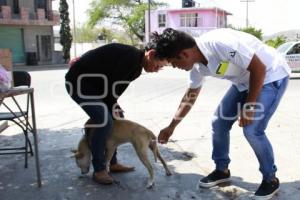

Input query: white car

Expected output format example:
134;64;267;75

277;41;300;72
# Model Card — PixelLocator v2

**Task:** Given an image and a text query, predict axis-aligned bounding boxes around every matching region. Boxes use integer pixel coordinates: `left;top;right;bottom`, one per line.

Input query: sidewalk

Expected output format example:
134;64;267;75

0;68;299;200
13;63;69;72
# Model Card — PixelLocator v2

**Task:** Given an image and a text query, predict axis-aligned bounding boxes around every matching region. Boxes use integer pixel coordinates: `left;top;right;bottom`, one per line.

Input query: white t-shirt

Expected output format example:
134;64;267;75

189;28;291;91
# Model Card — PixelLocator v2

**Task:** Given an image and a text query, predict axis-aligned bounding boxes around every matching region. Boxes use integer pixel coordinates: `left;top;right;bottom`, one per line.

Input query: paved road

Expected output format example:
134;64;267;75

0;67;299;200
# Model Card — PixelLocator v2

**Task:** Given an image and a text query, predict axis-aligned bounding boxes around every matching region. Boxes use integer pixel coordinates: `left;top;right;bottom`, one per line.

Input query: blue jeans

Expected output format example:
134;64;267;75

65;84;118;172
212;76;289;181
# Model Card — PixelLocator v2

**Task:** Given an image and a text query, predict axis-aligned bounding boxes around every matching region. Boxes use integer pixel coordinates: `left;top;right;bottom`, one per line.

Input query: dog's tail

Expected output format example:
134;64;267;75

148;131;158;162
152;140;158;163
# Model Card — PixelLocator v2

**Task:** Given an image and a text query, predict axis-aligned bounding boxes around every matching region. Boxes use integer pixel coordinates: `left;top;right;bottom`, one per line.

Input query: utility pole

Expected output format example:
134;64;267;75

72;0;77;57
148;0;151;42
240;0;255;28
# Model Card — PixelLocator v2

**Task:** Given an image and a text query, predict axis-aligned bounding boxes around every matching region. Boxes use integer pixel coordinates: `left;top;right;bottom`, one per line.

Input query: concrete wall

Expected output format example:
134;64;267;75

19;0;35;15
6;0;35;14
47;0;52;12
1;1;57;64
5;0;13;10
5;0;51;18
23;26;53;52
23;25;54;64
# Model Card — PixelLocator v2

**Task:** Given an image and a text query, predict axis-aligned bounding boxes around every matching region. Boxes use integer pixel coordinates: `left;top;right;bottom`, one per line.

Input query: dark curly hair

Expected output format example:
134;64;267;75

145;28;196;59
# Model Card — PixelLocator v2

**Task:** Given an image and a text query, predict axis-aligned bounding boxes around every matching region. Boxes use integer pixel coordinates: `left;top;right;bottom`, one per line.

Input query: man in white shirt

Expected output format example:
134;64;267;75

153;28;290;199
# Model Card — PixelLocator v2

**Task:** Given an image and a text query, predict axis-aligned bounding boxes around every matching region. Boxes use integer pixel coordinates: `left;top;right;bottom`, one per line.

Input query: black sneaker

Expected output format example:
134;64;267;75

198;169;231;188
254;178;280;200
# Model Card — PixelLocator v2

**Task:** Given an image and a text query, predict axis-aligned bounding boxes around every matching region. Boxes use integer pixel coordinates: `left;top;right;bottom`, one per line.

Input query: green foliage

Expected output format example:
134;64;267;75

74;24;132;44
97;27;115;43
231;26;263;41
265;36;287;48
126;3;149;42
238;27;263;40
87;0;166;43
74;24;99;43
59;0;72;62
230;26;286;48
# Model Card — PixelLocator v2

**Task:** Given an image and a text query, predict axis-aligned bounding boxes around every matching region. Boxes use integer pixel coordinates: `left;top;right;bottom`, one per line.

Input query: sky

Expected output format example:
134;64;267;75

53;0;300;36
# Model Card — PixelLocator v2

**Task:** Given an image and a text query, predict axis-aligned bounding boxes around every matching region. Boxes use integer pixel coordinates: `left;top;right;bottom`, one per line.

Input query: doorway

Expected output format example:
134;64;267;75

40;35;52;62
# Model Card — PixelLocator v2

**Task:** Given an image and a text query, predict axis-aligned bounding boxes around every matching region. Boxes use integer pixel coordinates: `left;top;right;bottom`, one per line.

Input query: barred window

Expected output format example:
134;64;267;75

158;14;166;27
180;13;203;27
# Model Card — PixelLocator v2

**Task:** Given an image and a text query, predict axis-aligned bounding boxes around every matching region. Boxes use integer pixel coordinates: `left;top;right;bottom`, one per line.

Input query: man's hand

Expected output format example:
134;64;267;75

158;88;200;144
69;56;80;67
239;104;255;127
158;126;174;144
239;110;255;127
240;54;266;127
113;103;124;119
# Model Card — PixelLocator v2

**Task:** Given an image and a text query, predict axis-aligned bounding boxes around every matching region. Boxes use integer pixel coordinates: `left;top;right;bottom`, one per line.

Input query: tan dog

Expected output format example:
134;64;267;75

72;119;172;188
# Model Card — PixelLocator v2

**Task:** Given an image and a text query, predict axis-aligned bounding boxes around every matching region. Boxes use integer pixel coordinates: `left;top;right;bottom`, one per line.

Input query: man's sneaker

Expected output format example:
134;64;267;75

254;178;280;200
198;169;231;188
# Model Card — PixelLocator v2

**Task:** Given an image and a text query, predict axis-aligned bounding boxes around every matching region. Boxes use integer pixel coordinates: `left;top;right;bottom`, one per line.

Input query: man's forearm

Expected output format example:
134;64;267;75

246;54;266;103
169;87;201;128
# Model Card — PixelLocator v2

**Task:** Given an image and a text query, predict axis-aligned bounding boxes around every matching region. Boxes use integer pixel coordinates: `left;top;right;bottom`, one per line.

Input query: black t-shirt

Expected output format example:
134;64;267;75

65;43;144;110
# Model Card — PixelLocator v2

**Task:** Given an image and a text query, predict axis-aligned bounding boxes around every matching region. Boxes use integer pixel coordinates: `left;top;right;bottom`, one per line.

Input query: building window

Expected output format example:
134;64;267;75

35;0;48;18
13;0;19;14
36;0;47;9
158;13;166;27
0;0;7;6
180;13;202;27
217;16;224;27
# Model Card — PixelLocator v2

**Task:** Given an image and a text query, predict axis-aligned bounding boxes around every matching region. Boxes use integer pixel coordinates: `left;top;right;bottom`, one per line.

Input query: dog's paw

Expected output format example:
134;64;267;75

146;181;155;189
166;171;172;176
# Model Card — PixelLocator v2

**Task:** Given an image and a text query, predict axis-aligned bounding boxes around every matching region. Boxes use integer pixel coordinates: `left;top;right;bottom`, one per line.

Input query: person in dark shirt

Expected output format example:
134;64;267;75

65;43;168;185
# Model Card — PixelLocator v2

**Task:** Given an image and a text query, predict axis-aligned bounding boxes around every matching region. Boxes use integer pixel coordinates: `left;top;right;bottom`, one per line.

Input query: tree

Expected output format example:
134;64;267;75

74;24;132;44
87;0;166;44
74;24;99;43
238;27;263;40
229;26;263;40
265;36;286;48
229;25;286;48
59;0;72;62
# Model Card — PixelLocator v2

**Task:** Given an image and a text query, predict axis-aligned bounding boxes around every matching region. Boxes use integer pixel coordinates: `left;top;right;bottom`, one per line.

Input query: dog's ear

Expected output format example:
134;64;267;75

70;149;84;159
71;149;77;153
74;152;84;159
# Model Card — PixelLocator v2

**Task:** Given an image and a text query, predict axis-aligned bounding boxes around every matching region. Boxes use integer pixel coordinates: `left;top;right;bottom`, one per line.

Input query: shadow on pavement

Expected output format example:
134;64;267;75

0;128;299;200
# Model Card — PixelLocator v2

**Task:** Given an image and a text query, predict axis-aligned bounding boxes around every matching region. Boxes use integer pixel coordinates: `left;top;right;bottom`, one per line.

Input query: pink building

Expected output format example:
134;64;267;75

145;7;232;41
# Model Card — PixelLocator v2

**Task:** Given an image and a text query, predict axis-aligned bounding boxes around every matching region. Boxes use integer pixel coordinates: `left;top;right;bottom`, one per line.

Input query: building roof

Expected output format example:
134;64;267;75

157;7;232;15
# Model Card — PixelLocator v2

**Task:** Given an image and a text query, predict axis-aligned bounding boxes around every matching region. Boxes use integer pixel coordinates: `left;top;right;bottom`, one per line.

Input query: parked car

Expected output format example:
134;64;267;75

277;41;300;72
